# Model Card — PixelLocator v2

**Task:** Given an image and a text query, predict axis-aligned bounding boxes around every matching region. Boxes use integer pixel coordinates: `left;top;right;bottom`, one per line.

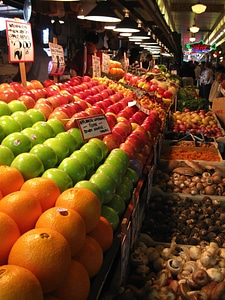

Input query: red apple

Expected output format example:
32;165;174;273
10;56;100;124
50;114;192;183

10;82;25;95
120;141;137;160
103;134;120;152
18;95;36;109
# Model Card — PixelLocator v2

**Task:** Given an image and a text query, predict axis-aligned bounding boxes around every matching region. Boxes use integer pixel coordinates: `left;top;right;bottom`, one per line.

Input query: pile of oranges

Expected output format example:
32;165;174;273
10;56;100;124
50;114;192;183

109;60;125;77
0;165;114;300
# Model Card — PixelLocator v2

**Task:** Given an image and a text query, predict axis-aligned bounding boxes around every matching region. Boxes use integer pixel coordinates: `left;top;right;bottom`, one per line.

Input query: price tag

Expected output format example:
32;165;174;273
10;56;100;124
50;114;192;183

48;42;65;76
92;55;101;78
6;20;33;63
77;114;111;140
135;88;145;99
102;53;110;74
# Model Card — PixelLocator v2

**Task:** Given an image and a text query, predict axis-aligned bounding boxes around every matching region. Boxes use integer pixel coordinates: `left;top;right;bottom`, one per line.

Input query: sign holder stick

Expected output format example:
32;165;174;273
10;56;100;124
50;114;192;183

53;37;58;83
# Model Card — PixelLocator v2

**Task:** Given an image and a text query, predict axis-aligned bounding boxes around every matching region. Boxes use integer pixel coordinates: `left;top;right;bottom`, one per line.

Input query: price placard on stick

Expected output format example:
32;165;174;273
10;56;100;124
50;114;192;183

48;42;65;76
6;20;33;63
77;114;111;140
92;55;101;78
102;53;110;74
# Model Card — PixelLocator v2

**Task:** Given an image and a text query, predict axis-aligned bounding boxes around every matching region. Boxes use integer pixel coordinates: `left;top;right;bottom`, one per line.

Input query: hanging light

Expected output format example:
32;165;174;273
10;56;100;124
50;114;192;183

190;21;200;33
104;23;117;30
128;29;149;40
77;2;97;20
190;34;196;42
113;12;140;33
120;32;132;37
84;0;121;23
191;2;207;14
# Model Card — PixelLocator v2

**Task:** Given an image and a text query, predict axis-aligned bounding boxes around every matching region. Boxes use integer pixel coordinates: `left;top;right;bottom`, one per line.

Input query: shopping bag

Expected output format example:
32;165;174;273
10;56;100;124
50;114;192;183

209;80;220;102
212;97;225;127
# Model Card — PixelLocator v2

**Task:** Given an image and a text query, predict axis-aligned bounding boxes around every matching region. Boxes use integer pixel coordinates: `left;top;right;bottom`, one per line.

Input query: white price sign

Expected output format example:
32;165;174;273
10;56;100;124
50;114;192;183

102;53;110;74
6;20;33;63
77;114;111;140
92;55;101;78
48;42;65;76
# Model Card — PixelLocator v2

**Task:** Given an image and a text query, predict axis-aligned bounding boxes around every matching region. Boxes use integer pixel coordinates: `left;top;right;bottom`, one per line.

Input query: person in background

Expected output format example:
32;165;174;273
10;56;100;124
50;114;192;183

194;61;201;87
179;61;195;87
113;47;129;72
199;61;214;101
13;28;50;83
70;31;102;77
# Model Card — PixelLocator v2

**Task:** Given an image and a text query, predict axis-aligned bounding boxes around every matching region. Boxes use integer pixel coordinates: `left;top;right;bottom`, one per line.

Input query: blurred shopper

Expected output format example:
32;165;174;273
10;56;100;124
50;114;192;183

199;61;214;101
70;31;102;77
141;53;154;71
180;61;195;86
194;61;201;86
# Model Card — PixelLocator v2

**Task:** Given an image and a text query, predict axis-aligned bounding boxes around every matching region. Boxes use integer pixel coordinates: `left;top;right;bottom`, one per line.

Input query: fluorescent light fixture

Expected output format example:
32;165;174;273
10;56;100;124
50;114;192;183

84;1;121;23
113;13;140;33
191;2;207;14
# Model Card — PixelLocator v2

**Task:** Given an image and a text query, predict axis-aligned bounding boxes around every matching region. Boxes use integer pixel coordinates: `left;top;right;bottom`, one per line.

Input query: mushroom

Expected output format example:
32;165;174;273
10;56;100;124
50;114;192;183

191;269;210;287
189;246;201;261
166;257;183;275
211;281;225;300
206;268;224;282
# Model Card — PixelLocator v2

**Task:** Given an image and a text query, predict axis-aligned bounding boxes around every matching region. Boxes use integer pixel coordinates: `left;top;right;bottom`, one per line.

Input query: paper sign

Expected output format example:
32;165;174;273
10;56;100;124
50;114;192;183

102;53;110;74
48;42;65;76
6;20;33;63
92;55;101;78
77;114;111;140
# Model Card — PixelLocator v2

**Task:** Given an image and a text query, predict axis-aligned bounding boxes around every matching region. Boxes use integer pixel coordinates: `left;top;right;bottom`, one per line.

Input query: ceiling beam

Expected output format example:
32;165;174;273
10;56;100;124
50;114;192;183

170;3;224;12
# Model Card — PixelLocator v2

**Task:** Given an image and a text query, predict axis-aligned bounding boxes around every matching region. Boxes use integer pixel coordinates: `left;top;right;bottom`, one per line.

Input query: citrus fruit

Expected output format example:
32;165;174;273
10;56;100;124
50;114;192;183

0;165;24;196
0;264;44;300
20;177;61;212
55;187;101;233
56;259;90;300
8;227;71;294
0;211;20;265
42;168;73;193
11;153;45;180
35;207;86;256
74;180;104;205
0;190;42;234
73;235;103;278
0;145;15;166
101;205;120;232
88;216;113;252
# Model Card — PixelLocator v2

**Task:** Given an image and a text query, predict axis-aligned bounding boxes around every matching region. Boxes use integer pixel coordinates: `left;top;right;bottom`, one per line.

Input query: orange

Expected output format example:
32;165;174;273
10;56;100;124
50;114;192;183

35;206;86;256
0;211;21;265
73;235;103;278
0;264;44;300
0;190;42;234
55;187;101;233
0;165;24;196
8;227;71;294
56;259;90;300
0;190;3;200
20;177;61;212
88;216;113;252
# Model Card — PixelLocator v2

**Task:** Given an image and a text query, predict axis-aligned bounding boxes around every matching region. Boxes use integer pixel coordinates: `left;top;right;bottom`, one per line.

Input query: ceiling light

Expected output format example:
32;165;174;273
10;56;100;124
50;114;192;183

191;2;207;14
190;34;196;42
84;1;121;23
77;2;96;20
104;23;116;30
129;29;149;40
190;24;200;33
113;13;140;33
120;32;132;37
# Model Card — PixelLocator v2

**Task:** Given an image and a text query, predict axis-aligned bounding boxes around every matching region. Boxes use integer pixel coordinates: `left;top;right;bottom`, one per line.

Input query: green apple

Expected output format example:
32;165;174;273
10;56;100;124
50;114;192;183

101;205;120;232
30;144;58;170
0;115;22;135
21;127;46;146
80;143;104;169
26;108;46;123
90;173;116;204
42;168;73;192
104;155;127;176
74;180;104;205
107;194;126;218
0;145;15;165
47;118;66;135
1;132;32;156
0;101;11;116
11;111;33;129
0;124;6;143
108;148;130;169
8;100;27;113
87;138;108;159
43;137;70;164
95;163;122;188
124;167;139;186
70;150;95;179
67;127;85;149
32;121;55;139
58;157;86;185
121;175;134;192
11;152;44;180
56;132;79;154
115;183;132;204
